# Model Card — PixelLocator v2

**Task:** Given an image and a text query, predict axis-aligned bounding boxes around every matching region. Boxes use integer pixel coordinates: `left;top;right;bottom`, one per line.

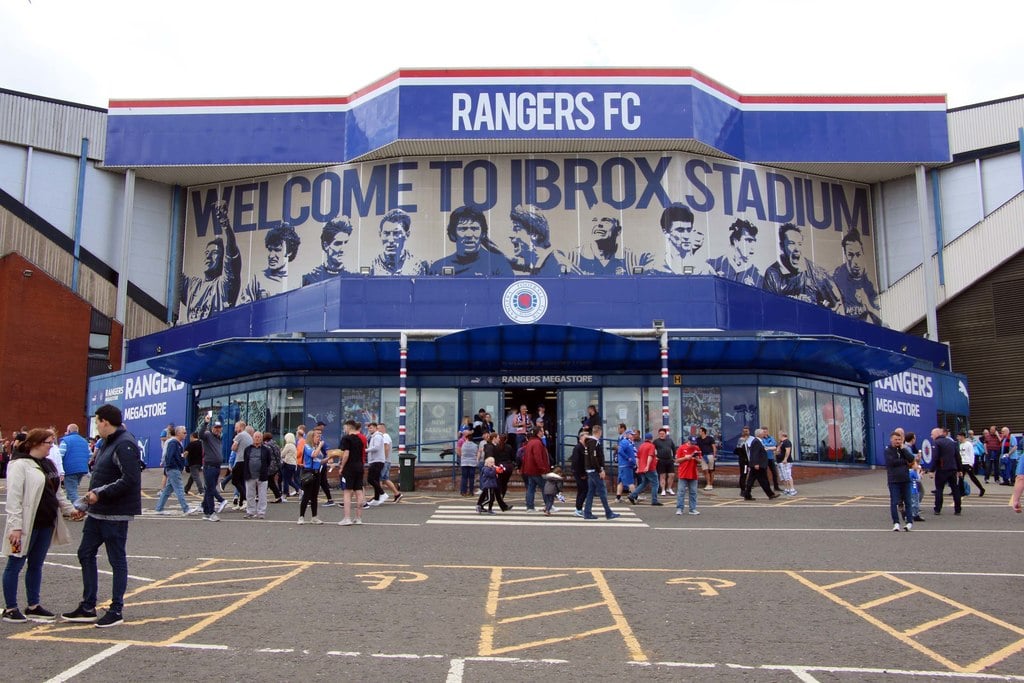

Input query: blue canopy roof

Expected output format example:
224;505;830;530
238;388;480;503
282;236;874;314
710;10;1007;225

146;325;915;386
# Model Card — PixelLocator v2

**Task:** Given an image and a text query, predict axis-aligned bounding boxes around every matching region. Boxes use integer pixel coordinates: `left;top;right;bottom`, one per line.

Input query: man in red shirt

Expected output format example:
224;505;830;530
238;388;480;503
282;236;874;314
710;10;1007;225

675;436;702;515
520;428;551;512
628;433;662;505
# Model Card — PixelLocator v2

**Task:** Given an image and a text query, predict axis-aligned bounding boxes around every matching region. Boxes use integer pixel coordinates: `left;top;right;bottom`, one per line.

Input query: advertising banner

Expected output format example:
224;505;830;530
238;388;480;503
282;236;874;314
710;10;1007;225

872;370;938;466
180;152;878;326
87;365;190;467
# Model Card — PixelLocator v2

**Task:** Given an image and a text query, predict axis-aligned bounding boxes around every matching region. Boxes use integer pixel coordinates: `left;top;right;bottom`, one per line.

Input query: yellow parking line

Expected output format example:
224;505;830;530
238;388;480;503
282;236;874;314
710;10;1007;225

590;570;647;662
501;573;571;585
819;573;882;591
497;602;604;625
190;563;309;574
834;496;864;506
126;592;254;608
158;575;285;589
499;583;598;602
966;637;1024;672
786;570;965;672
857;588;919;610
903;609;971;637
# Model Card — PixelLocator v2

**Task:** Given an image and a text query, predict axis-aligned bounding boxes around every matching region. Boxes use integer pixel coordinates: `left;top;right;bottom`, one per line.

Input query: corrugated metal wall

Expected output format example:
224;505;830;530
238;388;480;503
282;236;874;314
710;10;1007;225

0;91;106;160
948;96;1024;155
908;252;1024;431
880;191;1024;331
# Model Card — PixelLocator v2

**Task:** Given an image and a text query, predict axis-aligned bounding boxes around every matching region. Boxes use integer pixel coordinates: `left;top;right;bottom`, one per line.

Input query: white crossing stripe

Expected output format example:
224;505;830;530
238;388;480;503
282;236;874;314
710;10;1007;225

427;505;648;528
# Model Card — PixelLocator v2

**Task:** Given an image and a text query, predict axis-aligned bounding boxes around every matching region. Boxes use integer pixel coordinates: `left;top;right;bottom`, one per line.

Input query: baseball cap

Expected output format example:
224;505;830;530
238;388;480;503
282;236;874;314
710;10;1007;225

213;421;222;427
643;432;653;440
625;429;636;436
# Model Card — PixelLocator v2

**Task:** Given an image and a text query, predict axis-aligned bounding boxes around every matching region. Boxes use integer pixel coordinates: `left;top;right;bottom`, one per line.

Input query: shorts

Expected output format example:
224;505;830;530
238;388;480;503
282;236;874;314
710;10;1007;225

656;461;673;476
777;462;793;481
381;464;391;481
618;467;635;487
342;469;365;490
703;454;716;471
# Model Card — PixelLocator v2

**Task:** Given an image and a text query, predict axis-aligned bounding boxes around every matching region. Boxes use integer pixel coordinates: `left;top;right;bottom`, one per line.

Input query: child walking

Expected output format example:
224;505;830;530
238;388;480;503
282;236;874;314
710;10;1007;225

476;457;511;514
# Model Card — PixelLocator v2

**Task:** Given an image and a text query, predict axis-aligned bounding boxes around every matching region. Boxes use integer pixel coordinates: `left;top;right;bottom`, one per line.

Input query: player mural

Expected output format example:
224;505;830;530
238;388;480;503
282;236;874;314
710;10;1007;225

180;152;878;324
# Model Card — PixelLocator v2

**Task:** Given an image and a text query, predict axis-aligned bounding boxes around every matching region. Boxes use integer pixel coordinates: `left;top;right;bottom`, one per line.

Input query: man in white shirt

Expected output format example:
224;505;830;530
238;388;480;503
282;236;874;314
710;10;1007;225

376;423;402;502
364;423;391;507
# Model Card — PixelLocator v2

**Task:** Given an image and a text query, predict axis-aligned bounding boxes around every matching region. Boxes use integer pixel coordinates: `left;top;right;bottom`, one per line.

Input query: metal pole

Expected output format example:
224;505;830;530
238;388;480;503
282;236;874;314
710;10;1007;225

71;137;89;293
915;165;938;341
399;331;408;457
660;331;670;433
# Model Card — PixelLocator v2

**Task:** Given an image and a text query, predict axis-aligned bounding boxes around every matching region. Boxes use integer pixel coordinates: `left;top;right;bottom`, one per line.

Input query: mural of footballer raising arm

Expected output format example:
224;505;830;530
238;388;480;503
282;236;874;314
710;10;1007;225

565;206;652;275
241;223;301;303
706;218;763;288
429;206;514;277
832;229;881;324
370;208;429;276
303;217;354;286
762;222;844;312
180;201;241;322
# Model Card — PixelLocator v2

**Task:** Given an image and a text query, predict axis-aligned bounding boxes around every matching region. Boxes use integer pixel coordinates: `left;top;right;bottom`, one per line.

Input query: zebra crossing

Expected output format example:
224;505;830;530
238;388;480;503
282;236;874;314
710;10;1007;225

426;504;648;528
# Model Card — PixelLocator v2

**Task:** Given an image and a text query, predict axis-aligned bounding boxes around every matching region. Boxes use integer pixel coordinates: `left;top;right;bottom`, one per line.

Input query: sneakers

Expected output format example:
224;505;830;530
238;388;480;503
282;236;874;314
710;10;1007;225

311;517;324;525
297;518;305;525
666;488;675;495
379;493;390;503
94;610;123;628
184;506;201;515
353;518;363;525
323;500;336;507
216;500;229;513
61;606;98;623
892;523;901;532
367;499;381;507
393;493;403;503
338;518;353;526
573;510;584;518
24;605;55;622
362;502;373;509
704;485;713;491
204;513;221;522
659;489;667;496
548;507;561;513
606;512;621;520
2;608;26;623
626;496;638;505
688;510;701;515
475;505;484;514
904;523;913;532
675;509;683;515
243;513;255;519
651;502;664;506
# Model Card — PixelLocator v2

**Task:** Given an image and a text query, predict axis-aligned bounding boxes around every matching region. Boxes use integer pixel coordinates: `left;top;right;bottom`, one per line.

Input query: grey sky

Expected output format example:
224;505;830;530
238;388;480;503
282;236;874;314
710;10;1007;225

2;0;1022;109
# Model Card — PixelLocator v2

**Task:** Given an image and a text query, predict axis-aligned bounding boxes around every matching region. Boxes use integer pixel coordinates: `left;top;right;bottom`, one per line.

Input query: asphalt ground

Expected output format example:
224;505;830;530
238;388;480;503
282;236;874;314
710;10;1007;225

1;469;1022;682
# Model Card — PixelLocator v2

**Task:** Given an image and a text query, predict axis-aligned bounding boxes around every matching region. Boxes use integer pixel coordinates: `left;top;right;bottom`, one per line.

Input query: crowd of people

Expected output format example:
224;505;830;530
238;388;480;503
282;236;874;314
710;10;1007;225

3;407;1022;628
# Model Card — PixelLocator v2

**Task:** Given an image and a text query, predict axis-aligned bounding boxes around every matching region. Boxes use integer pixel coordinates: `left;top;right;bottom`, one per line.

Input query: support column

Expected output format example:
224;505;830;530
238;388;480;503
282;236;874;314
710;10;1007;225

915;165;938;341
71;137;89;293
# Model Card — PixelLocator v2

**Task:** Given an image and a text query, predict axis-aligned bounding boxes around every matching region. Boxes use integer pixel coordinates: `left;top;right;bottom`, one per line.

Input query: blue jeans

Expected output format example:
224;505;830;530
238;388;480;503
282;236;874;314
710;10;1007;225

888;481;913;524
280;463;299;497
986;451;1000;481
1003;458;1018;483
631;471;659;504
3;527;53;608
155;468;189;512
64;472;87;502
676;478;699;512
584;471;614;518
202;465;224;515
460;466;476;495
524;475;545;510
77;516;129;613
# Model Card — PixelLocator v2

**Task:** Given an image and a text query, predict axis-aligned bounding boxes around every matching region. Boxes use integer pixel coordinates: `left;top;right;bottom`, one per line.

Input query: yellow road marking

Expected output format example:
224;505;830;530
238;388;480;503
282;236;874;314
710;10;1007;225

125;592;255;608
501;573;571;585
189;563;310;574
834;495;864;506
856;588;919;610
590;570;647;662
498;583;598;601
156;575;286;589
903;609;971;637
786;570;965;672
967;637;1024;672
482;625;620;655
497;602;604;624
158;562;313;645
819;573;883;591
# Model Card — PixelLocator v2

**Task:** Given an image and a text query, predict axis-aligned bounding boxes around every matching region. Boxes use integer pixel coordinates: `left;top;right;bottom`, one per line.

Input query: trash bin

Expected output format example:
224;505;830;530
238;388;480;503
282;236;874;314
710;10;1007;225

399;455;416;492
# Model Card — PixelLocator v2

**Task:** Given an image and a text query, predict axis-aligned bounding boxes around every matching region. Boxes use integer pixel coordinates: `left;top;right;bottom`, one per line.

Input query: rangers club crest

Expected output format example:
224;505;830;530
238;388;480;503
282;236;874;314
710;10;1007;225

502;280;548;324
